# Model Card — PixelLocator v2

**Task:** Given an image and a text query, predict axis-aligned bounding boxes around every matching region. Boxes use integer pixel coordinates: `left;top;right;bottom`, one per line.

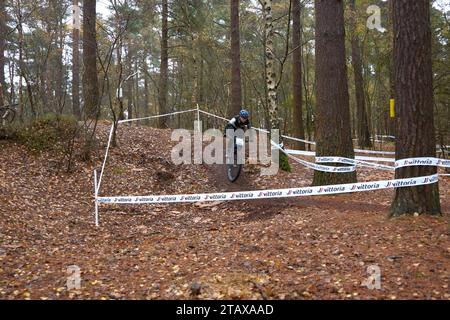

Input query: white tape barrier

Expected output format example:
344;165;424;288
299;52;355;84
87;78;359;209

375;135;396;140
283;147;449;172
287;155;356;173
118;108;198;124
97;174;439;204
394;157;450;169
198;109;229;122
285;149;395;163
271;141;356;173
315;156;394;171
354;148;395;155
281;135;316;145
315;156;450;171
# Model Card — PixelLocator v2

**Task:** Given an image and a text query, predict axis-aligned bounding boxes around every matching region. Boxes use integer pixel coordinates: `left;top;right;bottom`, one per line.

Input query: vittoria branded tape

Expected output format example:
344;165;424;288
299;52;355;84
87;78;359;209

97;174;439;204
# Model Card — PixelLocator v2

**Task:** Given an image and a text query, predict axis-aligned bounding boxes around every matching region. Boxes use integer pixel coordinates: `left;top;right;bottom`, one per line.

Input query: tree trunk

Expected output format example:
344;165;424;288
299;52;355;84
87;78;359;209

390;0;440;217
312;0;356;186
17;30;35;118
0;0;6;107
191;34;199;108
45;22;54;114
263;0;290;172
8;47;15;104
292;0;305;150
387;0;395;137
263;1;279;131
72;0;81;119
82;0;99;119
158;0;168;128
16;0;24;121
126;45;133;121
302;39;313;151
230;0;242;115
55;6;64;114
143;56;150;123
134;57;139;118
349;0;372;149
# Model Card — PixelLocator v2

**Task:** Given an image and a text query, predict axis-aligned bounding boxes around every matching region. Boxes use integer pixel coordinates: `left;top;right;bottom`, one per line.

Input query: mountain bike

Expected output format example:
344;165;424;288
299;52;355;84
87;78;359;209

226;137;244;182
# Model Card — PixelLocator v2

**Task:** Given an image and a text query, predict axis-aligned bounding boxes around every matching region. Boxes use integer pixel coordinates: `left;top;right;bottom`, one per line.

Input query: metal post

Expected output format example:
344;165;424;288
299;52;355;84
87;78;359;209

196;104;200;132
94;169;99;227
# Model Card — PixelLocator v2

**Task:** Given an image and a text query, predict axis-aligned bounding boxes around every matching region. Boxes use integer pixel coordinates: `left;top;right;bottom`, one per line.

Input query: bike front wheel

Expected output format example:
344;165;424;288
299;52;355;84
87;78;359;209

227;163;242;182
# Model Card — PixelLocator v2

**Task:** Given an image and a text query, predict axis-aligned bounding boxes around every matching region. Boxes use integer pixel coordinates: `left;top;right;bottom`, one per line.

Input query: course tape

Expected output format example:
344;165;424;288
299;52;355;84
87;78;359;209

287;154;356;172
394;157;450;169
286;149;395;163
271;141;356;172
97;174;439;204
198;109;229;122
285;152;449;172
118;108;197;124
316;157;449;171
315;156;394;171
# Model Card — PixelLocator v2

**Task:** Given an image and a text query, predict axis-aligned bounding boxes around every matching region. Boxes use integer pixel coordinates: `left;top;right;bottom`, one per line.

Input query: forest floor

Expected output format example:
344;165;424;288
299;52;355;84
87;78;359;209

0;121;449;300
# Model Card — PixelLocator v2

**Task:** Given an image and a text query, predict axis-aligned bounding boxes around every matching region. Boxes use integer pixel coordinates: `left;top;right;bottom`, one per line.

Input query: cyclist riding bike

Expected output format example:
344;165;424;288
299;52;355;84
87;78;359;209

223;109;251;182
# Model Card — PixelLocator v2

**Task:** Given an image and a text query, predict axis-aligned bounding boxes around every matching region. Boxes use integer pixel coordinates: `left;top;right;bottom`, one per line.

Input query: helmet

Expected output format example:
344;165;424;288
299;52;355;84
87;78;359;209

239;109;249;119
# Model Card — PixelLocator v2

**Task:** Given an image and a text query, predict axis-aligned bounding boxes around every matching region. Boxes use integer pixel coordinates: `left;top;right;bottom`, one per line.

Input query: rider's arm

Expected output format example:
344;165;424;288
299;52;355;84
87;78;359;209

224;117;237;136
228;117;237;128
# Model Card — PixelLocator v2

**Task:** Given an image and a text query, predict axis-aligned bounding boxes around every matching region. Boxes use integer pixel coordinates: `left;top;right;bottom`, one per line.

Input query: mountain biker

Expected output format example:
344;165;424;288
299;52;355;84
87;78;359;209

223;109;251;164
224;109;251;136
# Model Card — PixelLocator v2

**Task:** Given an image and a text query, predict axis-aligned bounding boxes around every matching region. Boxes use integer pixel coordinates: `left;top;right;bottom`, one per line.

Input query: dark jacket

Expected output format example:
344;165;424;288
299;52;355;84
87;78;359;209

224;115;251;134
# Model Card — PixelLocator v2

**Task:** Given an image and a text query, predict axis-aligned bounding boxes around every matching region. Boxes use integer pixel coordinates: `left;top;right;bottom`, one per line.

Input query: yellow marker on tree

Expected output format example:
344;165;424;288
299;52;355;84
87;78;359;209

390;99;395;118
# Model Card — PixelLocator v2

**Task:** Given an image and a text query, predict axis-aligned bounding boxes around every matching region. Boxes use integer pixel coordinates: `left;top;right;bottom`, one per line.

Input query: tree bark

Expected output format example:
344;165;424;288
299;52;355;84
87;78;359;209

312;0;356;186
292;0;305;150
82;0;99;119
143;56;150;124
302;37;313;151
114;12;125;123
158;0;168;128
55;1;64;113
126;45;133;120
230;0;242;115
16;0;24;120
349;0;372;149
0;0;6;107
263;0;290;171
390;0;440;217
72;0;81;119
263;0;279;131
387;0;396;136
191;34;199;108
8;47;15;104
